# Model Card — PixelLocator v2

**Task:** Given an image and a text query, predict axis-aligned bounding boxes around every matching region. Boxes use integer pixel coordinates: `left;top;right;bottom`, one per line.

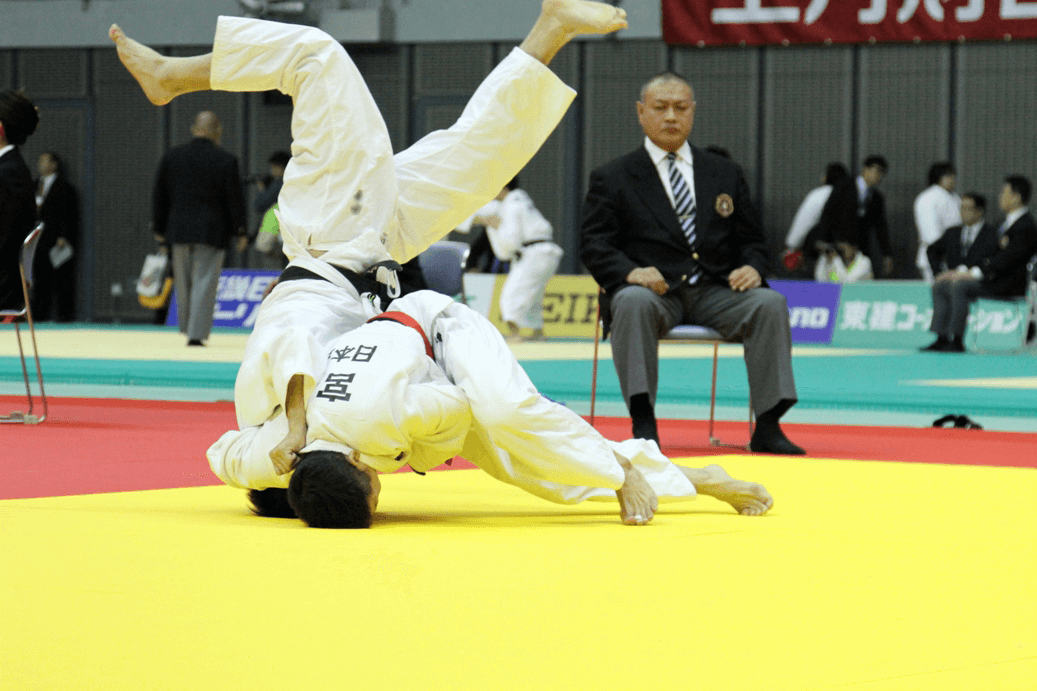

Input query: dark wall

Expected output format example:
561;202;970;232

2;37;1035;321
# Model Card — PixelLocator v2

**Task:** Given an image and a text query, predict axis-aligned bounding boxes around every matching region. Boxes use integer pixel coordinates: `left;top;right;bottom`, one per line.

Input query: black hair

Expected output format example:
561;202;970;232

269;150;291;168
961;192;986;211
927;162;955;186
0;90;40;146
862;155;889;173
287;450;373;529
824;162;850;186
248;487;297;519
1005;175;1032;205
504;175;520;191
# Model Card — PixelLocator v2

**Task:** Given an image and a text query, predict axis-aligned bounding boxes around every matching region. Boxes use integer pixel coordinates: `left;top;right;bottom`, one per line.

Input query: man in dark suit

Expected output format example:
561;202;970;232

580;72;802;454
926;192;997;281
922;176;1037;352
0;90;40;312
153;110;247;346
33;151;81;322
817;155;894;277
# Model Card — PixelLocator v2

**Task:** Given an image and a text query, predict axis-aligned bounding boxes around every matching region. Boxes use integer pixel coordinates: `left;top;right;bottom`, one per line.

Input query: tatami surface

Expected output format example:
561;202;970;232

1;324;1035;689
3;456;1035;690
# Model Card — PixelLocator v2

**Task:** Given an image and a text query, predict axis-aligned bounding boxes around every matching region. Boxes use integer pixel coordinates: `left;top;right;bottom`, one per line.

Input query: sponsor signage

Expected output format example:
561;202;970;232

832;281;934;347
167;269;279;329
662;0;1037;47
770;279;840;344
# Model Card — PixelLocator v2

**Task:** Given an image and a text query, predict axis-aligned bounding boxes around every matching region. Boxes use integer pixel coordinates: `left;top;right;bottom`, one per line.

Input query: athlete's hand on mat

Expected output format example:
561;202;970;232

728;265;761;292
626;266;668;295
270;432;306;475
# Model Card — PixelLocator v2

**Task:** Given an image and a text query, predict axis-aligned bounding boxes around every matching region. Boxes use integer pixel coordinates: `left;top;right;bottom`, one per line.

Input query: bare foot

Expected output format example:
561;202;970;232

521;0;628;64
615;461;658;526
542;0;629;37
109;24;178;105
686;464;774;516
270;428;306;475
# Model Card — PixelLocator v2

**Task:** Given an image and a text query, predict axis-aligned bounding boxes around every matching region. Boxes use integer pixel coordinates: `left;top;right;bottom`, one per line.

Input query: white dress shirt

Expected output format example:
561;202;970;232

785;184;833;249
644;137;695;213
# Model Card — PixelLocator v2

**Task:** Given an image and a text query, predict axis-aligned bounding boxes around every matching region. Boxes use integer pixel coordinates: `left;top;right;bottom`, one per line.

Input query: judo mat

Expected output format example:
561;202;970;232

2;325;1036;689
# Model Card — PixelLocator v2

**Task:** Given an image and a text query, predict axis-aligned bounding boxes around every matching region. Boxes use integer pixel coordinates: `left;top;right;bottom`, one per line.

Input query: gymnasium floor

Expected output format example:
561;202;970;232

2;324;1035;690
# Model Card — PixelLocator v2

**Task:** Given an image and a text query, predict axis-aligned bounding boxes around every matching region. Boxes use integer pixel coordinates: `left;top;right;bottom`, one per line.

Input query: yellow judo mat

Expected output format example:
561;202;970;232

2;454;1035;690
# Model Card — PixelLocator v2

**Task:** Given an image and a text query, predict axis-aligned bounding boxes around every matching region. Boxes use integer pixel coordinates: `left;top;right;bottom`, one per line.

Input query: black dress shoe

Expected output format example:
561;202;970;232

921;336;950;352
187;339;205;346
945;339;965;352
750;428;805;455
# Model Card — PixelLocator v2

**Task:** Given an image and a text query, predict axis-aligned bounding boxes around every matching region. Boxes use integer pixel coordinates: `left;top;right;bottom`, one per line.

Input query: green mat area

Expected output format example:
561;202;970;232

3;348;1036;418
0;358;239;390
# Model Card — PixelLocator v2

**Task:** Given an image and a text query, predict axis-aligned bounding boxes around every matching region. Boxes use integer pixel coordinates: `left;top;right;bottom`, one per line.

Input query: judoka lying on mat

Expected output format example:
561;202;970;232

208;290;774;528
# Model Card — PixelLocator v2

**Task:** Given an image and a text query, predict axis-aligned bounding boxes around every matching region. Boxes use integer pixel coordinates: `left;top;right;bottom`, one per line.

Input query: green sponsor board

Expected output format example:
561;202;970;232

832;281;1028;350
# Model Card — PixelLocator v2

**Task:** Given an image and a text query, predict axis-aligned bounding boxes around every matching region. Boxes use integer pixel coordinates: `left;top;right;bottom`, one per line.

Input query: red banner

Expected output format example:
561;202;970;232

662;0;1037;46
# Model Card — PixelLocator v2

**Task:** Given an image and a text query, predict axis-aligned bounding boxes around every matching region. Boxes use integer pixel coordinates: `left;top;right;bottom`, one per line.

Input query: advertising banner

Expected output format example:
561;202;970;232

662;0;1037;47
769;279;841;344
167;269;279;329
831;281;934;347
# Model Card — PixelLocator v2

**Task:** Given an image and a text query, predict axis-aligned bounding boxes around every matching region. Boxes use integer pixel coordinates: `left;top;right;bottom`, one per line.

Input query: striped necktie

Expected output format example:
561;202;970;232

667;152;700;284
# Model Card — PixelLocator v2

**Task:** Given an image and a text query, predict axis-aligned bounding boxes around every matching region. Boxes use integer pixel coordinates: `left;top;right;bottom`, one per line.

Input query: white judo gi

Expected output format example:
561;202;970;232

208;291;697;505
209;16;577;429
492;188;563;330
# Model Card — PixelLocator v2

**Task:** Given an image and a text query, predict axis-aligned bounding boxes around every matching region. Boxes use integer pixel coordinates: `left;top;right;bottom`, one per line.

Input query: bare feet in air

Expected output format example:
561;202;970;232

270;429;306;475
542;0;628;37
523;0;629;64
109;24;181;105
687;464;774;516
615;460;659;526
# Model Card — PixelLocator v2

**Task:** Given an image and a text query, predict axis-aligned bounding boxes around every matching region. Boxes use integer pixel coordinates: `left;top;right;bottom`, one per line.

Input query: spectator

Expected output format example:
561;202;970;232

152;110;247;346
922;176;1037;352
478;177;562;342
252;149;289;216
814;241;873;283
33;151;81;321
817;155;893;277
926;193;995;278
913;161;961;283
0;90;39;312
783;162;850;270
580;71;803;455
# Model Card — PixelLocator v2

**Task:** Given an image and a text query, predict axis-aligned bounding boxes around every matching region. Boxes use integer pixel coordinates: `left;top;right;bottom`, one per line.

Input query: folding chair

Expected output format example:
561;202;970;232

1;223;48;424
588;290;753;449
418;241;470;305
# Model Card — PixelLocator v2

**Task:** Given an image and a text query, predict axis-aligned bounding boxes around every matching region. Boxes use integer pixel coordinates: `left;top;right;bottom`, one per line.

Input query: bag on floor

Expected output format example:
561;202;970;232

136;251;172;309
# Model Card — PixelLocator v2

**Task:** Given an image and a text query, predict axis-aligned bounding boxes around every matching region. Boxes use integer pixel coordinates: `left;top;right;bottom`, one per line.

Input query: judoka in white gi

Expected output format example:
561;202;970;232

110;4;612;435
207;290;775;528
465;177;563;342
111;3;772;527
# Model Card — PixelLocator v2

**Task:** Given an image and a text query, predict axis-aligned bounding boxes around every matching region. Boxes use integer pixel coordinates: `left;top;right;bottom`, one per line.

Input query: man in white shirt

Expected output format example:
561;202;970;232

913;162;962;283
922;177;1037;352
783;162;850;270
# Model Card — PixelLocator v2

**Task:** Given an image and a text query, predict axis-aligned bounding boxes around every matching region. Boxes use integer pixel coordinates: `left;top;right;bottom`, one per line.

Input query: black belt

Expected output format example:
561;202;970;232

277;260;406;305
522;239;552;248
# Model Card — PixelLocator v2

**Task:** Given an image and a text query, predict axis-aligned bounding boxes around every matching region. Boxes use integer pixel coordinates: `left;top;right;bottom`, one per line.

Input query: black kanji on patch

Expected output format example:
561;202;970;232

316;372;356;402
352;344;377;362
